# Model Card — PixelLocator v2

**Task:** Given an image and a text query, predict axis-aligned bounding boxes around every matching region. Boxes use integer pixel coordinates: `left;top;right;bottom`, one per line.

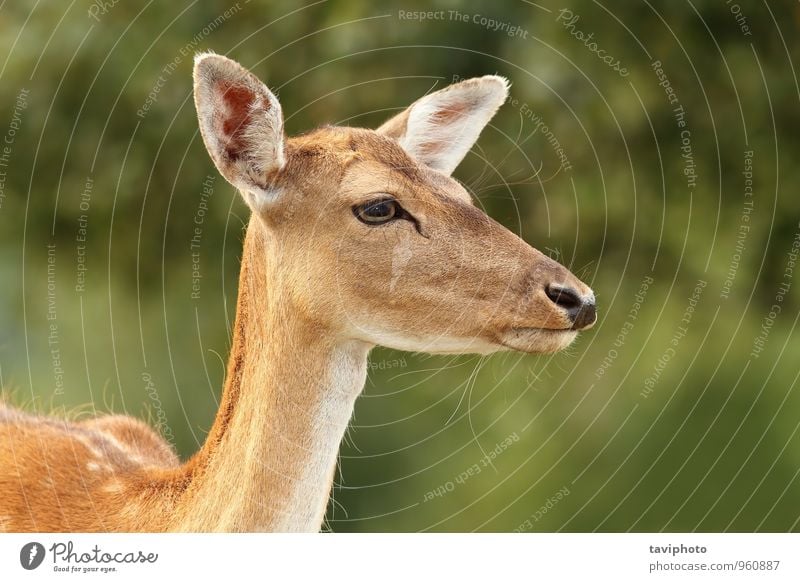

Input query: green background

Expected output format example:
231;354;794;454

1;0;799;531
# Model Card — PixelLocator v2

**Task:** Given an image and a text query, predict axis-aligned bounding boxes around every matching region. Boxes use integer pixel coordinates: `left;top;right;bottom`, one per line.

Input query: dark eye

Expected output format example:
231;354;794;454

353;198;400;225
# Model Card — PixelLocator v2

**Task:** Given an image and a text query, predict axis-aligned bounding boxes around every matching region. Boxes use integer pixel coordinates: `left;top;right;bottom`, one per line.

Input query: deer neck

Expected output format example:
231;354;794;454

173;217;369;532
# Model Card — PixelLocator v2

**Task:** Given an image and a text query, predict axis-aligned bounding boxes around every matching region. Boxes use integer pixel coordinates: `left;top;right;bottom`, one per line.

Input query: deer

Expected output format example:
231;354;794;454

0;53;596;532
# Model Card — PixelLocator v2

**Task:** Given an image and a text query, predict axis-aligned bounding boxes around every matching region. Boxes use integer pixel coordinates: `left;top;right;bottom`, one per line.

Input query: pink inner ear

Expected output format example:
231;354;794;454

430;102;468;124
216;81;268;159
416;103;469;157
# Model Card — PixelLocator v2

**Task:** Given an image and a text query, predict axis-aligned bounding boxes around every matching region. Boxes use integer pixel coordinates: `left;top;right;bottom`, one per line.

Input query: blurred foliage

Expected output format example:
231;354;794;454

1;0;799;531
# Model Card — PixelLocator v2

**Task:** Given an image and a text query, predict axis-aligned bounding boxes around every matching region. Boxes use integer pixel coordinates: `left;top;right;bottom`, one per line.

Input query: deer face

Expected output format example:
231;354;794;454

194;53;595;355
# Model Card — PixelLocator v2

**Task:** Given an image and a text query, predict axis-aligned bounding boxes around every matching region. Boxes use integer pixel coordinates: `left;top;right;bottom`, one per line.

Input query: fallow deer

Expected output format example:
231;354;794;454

0;53;596;532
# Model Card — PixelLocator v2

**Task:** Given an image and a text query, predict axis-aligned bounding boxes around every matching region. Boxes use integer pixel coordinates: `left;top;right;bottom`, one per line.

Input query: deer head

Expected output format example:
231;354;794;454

193;53;596;357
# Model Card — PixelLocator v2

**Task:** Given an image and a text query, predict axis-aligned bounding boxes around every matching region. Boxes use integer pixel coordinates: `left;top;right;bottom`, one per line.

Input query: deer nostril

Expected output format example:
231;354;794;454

545;285;583;310
545;285;597;329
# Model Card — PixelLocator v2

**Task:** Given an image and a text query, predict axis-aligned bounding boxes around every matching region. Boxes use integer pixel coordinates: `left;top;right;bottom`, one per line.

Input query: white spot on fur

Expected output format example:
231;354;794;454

103;481;123;494
389;236;413;292
74;435;104;458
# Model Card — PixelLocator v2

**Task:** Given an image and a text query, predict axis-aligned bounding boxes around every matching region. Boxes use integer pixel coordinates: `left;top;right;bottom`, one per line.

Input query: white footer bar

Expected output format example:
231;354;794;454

1;533;797;581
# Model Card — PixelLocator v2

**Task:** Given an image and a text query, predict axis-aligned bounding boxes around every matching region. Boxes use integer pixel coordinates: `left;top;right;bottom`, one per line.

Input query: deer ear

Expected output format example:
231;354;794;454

377;76;509;175
193;52;285;211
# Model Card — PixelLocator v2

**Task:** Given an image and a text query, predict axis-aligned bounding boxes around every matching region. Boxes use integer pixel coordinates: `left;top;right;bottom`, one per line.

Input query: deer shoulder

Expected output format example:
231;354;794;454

0;404;178;531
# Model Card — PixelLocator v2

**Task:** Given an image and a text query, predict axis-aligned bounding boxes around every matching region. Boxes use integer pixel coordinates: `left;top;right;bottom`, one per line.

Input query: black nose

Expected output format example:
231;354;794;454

545;285;597;330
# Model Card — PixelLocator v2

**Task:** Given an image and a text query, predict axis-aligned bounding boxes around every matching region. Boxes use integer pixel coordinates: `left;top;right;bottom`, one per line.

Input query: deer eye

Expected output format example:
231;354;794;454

353;198;400;225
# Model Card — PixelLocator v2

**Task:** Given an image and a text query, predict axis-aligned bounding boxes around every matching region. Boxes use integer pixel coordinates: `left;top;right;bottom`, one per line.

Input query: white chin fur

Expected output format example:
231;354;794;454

499;328;578;354
353;326;506;355
353;325;577;355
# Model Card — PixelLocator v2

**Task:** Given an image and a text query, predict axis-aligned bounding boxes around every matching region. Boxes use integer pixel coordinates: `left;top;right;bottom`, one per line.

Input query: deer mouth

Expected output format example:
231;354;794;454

498;327;579;354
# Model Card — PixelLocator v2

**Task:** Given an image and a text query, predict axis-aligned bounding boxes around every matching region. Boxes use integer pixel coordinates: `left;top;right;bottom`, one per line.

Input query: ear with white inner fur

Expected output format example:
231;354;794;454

377;76;509;175
193;52;285;211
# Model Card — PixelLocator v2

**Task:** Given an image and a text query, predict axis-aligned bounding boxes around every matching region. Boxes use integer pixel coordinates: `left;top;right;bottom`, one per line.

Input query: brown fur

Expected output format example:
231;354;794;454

0;54;595;532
